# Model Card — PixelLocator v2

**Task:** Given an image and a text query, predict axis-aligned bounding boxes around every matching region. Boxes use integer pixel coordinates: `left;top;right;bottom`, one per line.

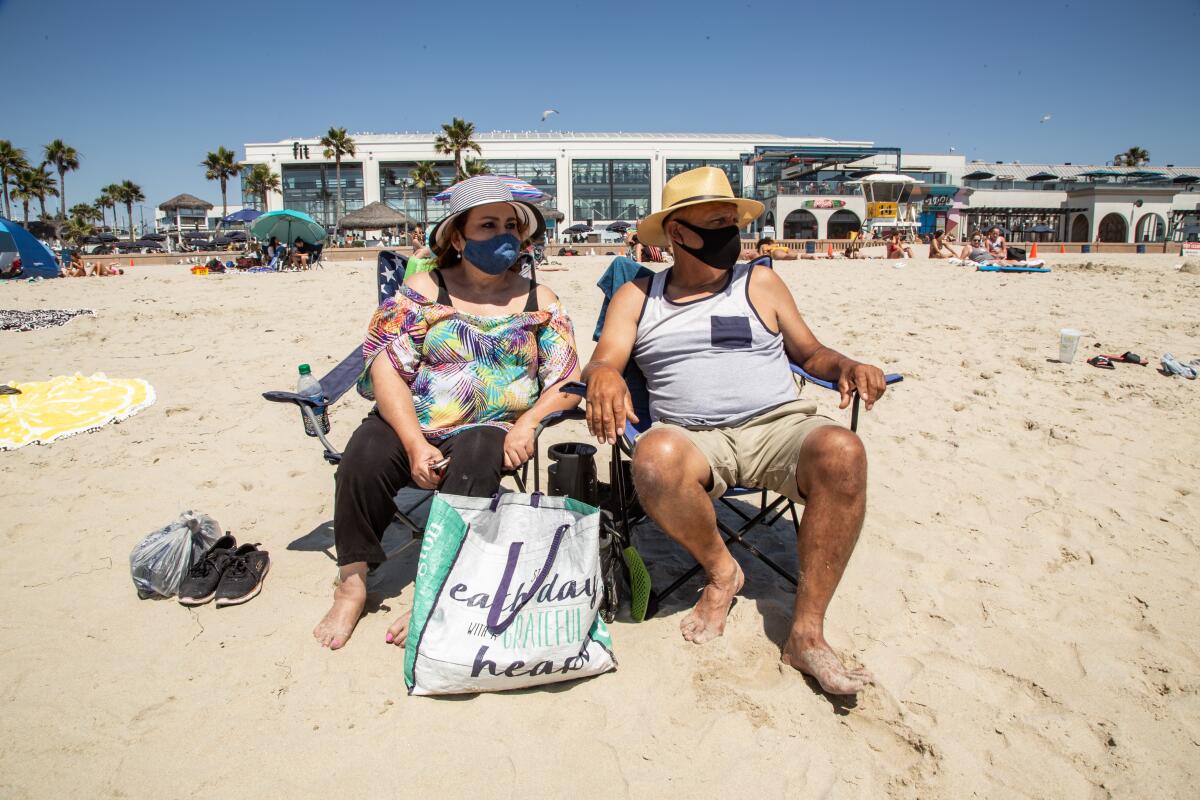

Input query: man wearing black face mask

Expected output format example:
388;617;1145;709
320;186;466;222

582;167;888;696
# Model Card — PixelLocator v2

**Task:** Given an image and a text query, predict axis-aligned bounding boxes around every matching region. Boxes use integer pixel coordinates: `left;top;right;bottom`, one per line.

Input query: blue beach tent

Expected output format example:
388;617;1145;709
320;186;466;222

0;218;60;278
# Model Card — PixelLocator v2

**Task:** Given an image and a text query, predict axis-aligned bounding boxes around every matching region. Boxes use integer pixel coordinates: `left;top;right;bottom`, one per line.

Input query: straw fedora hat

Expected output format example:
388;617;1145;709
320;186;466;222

637;166;764;247
428;175;545;252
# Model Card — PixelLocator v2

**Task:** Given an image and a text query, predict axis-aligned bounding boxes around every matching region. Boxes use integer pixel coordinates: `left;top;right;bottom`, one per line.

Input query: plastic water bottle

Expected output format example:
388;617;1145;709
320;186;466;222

296;364;329;436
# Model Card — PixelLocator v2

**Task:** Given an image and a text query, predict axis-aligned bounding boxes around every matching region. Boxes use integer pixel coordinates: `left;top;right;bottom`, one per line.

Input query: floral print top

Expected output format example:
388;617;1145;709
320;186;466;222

358;285;578;441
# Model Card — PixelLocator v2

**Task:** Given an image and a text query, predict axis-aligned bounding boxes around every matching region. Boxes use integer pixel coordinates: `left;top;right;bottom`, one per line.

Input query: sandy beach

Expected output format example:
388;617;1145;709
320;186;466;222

1;251;1198;798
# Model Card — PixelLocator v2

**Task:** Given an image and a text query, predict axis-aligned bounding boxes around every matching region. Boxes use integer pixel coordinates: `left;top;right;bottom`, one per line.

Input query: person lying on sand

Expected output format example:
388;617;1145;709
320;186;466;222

755;237;798;261
582;168;887;695
313;176;582;651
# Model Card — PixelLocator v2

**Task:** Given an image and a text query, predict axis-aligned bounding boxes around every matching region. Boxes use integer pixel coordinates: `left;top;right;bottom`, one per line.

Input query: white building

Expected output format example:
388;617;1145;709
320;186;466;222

240;131;1200;242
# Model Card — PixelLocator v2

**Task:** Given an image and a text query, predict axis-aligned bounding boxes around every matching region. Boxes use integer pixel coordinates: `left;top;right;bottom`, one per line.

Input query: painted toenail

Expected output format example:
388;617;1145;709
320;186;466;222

386;633;394;643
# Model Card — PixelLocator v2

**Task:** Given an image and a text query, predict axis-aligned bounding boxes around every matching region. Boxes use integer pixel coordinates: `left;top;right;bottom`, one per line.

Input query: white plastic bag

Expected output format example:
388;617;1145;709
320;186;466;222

130;511;222;598
404;492;617;695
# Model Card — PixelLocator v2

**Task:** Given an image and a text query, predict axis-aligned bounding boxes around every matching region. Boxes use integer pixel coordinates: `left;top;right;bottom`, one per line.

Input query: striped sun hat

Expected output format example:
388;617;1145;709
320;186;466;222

428;175;545;252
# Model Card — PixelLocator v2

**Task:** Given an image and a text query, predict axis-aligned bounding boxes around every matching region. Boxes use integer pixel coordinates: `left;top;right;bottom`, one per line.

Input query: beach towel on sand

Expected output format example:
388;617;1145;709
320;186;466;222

404;492;616;696
0;373;155;450
0;309;94;332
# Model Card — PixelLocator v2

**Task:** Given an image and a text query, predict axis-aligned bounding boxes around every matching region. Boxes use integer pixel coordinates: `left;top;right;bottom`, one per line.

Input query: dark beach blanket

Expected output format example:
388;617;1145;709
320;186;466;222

0;309;95;332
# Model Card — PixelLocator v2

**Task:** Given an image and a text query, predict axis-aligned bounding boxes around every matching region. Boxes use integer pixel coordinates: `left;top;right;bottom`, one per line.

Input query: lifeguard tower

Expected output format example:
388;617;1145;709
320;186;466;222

849;173;923;240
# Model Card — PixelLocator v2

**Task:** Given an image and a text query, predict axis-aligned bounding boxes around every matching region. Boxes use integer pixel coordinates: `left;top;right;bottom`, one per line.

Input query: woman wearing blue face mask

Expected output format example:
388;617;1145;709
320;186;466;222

313;175;583;652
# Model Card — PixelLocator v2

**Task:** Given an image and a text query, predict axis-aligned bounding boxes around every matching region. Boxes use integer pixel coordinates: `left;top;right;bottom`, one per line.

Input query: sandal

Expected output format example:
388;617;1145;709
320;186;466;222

1088;356;1116;370
1102;351;1149;366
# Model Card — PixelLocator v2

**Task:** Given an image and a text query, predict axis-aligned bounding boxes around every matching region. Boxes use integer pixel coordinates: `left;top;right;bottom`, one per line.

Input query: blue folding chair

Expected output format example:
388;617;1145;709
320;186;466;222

263;250;584;552
572;255;902;618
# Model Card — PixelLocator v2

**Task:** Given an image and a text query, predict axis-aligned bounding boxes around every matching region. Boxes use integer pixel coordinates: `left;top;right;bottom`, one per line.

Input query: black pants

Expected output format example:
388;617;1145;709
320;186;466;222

333;411;506;566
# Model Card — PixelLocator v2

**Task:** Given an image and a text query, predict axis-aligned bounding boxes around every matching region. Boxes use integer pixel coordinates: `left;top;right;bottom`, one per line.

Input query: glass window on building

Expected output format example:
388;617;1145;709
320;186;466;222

483;159;557;201
282;163;364;227
380;161;456;227
666;159;742;195
753;160;783;198
571;159;650;222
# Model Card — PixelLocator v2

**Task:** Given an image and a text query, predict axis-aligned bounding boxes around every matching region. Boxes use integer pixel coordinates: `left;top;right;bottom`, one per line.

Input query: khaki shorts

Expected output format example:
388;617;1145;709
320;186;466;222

643;400;839;503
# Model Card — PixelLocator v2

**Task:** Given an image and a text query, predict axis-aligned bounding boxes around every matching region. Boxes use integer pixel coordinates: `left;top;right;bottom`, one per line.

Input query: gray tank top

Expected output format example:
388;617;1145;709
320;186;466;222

633;263;799;427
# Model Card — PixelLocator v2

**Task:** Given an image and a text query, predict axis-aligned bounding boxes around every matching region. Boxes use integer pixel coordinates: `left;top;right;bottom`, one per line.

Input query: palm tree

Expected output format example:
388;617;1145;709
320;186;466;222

0;140;29;221
409;161;443;226
11;169;35;225
434;117;482;180
461;157;490;178
43;140;80;220
70;203;100;225
113;180;145;241
62;215;94;246
319;127;356;223
202;146;240;221
1114;147;1150;167
243;164;280;211
26;165;58;221
96;186;118;232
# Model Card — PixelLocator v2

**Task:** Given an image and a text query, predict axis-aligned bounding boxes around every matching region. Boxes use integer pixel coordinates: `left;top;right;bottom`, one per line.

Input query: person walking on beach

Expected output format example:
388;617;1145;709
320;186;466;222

582;167;887;695
312;176;582;651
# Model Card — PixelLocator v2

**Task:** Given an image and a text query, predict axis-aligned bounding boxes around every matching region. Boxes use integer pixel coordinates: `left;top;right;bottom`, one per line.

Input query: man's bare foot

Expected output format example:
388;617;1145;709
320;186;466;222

313;568;367;650
385;614;409;648
781;633;873;695
680;557;744;644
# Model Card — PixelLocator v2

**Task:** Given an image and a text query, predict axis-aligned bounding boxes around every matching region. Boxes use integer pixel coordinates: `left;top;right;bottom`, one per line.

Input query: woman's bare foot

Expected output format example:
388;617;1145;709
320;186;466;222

680;557;744;644
781;632;873;695
313;565;367;650
385;614;409;647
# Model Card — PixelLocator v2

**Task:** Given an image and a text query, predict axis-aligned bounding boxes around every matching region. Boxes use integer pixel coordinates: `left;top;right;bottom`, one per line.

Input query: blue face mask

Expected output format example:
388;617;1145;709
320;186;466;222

462;232;520;274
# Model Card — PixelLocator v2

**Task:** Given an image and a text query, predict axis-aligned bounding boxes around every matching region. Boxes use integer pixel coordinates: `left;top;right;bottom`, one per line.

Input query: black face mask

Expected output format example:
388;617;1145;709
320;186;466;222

672;219;742;270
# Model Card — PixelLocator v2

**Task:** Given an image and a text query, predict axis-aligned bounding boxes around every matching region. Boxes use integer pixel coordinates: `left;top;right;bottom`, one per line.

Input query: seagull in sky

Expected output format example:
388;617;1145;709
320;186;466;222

540;109;559;123
1040;114;1052;123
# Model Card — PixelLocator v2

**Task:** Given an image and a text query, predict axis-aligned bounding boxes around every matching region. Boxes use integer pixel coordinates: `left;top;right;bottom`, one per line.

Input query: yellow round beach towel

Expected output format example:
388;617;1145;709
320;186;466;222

0;373;155;450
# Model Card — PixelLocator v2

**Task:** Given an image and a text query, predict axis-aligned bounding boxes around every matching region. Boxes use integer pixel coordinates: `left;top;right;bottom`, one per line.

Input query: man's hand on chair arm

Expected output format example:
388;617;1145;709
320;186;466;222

581;362;639;445
834;357;887;411
796;345;887;411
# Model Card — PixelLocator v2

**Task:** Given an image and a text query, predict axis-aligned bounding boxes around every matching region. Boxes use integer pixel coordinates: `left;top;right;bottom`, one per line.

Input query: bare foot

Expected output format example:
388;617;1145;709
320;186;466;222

313;568;367;650
680;557;744;644
781;634;873;695
385;613;409;647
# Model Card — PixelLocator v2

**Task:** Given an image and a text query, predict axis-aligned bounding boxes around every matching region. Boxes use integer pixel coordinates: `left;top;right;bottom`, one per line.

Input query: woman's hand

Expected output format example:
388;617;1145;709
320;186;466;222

407;440;446;489
503;420;537;472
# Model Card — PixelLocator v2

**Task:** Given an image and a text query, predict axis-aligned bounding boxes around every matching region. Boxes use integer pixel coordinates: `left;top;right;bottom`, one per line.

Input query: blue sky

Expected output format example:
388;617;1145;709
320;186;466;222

2;0;1197;214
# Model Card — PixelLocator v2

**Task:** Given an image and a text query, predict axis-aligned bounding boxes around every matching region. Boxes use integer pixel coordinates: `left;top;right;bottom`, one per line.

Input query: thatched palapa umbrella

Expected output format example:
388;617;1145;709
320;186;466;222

159;193;214;246
337;201;417;235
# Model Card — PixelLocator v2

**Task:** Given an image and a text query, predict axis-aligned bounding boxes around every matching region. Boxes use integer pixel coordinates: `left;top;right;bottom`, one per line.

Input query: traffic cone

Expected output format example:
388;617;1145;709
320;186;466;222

129;258;134;267
1030;242;1038;258
826;243;834;257
1059;243;1066;254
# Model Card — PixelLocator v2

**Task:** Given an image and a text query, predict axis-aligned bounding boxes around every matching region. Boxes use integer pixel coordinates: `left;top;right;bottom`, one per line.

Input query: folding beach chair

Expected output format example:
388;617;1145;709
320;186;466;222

263;250;582;557
572;255;902;618
306;242;325;269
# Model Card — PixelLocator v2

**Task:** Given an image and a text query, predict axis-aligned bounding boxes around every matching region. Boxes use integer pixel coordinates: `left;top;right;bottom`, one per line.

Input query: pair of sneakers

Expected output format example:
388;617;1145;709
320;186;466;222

178;535;270;607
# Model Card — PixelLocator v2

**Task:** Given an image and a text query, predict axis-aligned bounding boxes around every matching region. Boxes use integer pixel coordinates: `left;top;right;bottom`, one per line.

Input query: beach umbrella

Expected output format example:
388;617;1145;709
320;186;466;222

226;230;247;241
223;208;263;224
250;209;327;245
537;206;566;221
98;232;118;242
212;236;234;246
336;201;416;230
432;175;547;202
1030;224;1054;233
606;221;633;232
140;232;167;241
562;223;591;234
1026;171;1058;181
183;230;209;239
